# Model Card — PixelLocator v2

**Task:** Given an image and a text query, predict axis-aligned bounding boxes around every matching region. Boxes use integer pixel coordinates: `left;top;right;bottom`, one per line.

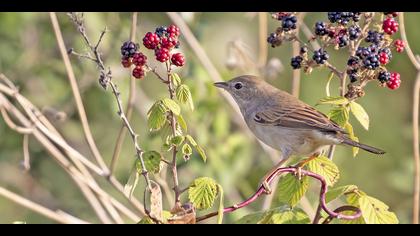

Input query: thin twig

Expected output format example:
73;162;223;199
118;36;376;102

22;134;31;171
321;206;361;224
257;12;268;67
399;13;420;70
110;12;139;174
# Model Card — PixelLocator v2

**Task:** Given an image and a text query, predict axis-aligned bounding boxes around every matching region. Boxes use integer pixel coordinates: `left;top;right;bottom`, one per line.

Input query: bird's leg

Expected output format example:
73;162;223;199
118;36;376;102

294;153;320;180
260;158;288;194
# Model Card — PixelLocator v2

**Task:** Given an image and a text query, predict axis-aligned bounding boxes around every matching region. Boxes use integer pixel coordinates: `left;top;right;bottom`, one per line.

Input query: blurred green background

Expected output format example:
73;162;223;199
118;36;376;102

0;12;419;224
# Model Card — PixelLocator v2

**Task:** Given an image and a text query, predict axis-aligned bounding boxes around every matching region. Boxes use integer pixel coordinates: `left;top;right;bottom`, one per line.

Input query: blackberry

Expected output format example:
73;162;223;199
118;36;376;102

272;12;290;21
171;53;185;67
267;33;280;47
365;30;384;45
384;12;398;17
379;47;393;60
314;21;328;36
394;39;405;53
143;32;160;50
132;66;145;79
378;71;391;83
352;12;361;22
349;73;358;83
328;12;351;25
338;35;349;48
300;46;308;55
383;18;399;35
121;56;132;68
356;46;371;59
282;15;297;32
167;24;180;37
348;25;361;40
132;52;147;66
290;56;303;69
387;72;401;90
312;48;329;64
155;47;170;62
363;54;380;70
120;41;138;57
347;56;360;66
155;26;167;37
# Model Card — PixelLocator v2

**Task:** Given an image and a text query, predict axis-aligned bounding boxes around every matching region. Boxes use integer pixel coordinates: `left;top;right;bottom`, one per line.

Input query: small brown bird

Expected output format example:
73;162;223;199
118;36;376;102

215;75;385;191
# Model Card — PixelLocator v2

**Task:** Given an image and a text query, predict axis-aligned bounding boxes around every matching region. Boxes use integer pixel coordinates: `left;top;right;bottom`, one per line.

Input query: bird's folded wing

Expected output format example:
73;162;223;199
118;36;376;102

254;105;346;133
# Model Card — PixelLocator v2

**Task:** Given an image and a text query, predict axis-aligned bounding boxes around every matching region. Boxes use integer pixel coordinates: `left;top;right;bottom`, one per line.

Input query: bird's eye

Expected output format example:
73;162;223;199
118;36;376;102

234;83;243;90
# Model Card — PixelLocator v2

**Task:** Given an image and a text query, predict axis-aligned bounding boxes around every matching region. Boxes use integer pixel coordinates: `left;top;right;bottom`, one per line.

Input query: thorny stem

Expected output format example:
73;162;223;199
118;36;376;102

165;61;181;206
196;166;362;223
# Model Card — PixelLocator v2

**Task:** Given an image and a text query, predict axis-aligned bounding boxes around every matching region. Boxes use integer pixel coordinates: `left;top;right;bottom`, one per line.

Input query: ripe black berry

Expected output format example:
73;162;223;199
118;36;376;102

291;56;303;69
352;12;361;22
378;71;391;83
314;22;328;36
282;16;297;32
348;25;361;40
347;56;360;67
313;48;329;64
363;54;380;70
338;35;349;48
120;41;138;57
365;30;384;45
267;33;280;47
300;46;308;55
155;26;167;37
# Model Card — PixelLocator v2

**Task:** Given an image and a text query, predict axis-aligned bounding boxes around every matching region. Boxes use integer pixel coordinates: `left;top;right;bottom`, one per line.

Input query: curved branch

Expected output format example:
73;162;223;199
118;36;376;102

399;13;420;70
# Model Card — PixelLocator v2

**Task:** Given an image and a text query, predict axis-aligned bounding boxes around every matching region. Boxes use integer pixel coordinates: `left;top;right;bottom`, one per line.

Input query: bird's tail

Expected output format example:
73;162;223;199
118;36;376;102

341;137;386;155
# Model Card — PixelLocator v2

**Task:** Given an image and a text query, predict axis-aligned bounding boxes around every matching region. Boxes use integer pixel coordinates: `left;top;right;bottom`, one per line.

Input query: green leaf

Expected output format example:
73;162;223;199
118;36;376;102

176;84;194;111
278;174;309;207
236;206;310;224
171;135;185;146
147;101;167;130
123;163;140;200
306;156;340;186
217;184;224;224
358;195;399;224
171;73;182;87
162;98;181;116
328;106;349;127
188;177;219;210
349;101;369;130
182;143;193;156
137;217;154;224
177;115;188;132
326;185;358;203
317;96;349;105
140;151;162;174
196;145;207;162
344;122;359;157
185;135;197;146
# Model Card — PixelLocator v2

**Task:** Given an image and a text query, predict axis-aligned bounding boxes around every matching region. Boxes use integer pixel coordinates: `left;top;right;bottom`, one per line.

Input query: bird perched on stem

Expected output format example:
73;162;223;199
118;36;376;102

214;75;385;193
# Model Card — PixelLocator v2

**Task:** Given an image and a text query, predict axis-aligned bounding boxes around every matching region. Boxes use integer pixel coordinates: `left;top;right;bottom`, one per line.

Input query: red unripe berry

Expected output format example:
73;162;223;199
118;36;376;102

379;52;389;65
132;66;145;79
383;18;399;35
171;53;185;67
167;24;180;37
394;39;405;53
121;56;132;68
161;36;178;49
143;32;160;50
387;72;401;90
155;48;170;62
132;52;147;66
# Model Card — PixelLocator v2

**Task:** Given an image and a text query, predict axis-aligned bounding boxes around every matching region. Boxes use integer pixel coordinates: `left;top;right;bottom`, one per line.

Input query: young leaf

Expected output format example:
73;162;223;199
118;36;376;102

278;174;309;207
185;135;197;146
177;115;188;132
171;135;185;146
349;101;369;130
140;151;162;174
162;98;181;116
328;106;349;127
196;145;207;162
236;206;310;224
344;122;359;157
147;101;167;130
171;73;182;87
317;96;349;105
358;195;399;224
325;185;358;203
182;143;193;156
137;217;154;224
306;156;340;186
217;184;224;224
188;177;219;210
176;84;194;111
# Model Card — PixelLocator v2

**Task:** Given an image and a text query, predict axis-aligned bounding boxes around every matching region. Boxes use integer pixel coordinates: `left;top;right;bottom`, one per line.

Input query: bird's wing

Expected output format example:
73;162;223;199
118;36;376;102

254;104;346;133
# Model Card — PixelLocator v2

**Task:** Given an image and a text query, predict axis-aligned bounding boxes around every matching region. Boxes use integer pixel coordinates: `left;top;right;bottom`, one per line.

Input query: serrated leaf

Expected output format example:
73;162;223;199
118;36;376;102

188;177;219;210
278;174;309;207
147;101;167;130
196;145;207;162
236;206;310;224
139;151;162;174
317;96;349;105
338;211;366;224
344;122;359;157
306;156;340;186
326;185;359;203
349;101;369;130
359;195;399;224
171;73;181;87
176;84;194;111
177;115;188;132
328;106;349;127
171;135;185;146
162;98;181;116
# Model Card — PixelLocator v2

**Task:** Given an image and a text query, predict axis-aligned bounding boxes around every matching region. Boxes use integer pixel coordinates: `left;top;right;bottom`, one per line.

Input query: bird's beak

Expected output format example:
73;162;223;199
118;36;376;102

214;82;229;89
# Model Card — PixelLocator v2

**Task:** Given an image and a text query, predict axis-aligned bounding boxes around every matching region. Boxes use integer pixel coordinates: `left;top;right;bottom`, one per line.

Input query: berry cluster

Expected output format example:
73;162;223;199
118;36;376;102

267;12;299;47
120;24;186;79
327;12;361;25
120;41;148;79
142;24;185;66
